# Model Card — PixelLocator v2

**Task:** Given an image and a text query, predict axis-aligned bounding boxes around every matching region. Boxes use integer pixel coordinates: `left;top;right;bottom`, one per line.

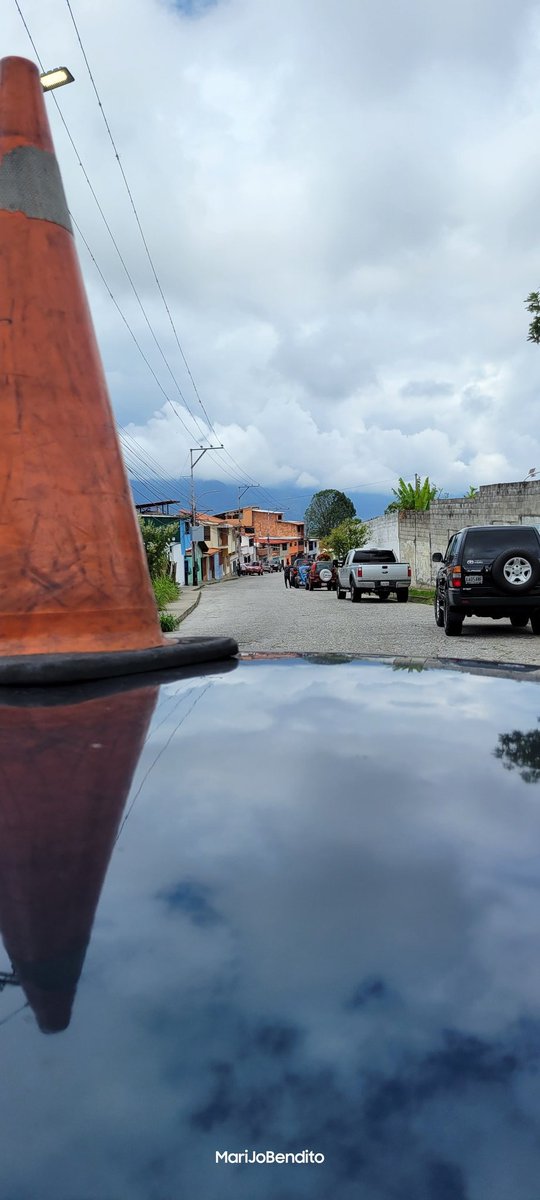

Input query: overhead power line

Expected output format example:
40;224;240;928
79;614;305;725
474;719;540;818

70;215;199;442
12;1;222;468
14;0;215;451
119;438;188;509
119;429;191;503
65;0;216;438
61;0;295;509
13;0;309;514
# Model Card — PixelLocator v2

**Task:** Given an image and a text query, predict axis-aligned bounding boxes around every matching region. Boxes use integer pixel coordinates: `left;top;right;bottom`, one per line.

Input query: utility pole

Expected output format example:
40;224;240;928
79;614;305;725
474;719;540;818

236;484;259;574
190;446;223;585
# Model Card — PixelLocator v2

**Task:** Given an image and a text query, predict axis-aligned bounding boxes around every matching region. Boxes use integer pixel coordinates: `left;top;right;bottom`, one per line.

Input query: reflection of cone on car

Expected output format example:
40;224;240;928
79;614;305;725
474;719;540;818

0;682;157;1032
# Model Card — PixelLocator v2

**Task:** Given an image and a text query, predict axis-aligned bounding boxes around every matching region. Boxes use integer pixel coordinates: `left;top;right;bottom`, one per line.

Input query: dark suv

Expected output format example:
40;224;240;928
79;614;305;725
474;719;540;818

433;525;540;636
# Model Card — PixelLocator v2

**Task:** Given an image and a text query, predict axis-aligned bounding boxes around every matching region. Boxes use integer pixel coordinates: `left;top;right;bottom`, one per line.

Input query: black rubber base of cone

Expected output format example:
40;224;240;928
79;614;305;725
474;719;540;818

0;636;238;685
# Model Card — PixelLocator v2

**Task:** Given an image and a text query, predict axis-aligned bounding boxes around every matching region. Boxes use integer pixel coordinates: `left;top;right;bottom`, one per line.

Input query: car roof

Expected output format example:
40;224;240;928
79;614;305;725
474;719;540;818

457;524;539;533
3;655;540;1195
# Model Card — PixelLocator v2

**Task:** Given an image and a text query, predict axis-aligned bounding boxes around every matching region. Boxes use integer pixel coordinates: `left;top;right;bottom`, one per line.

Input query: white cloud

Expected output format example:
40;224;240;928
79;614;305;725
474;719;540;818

5;0;540;496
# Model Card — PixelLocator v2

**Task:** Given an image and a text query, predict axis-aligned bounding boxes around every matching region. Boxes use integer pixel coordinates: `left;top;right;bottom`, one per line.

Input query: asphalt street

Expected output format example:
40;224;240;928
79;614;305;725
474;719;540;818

182;573;540;665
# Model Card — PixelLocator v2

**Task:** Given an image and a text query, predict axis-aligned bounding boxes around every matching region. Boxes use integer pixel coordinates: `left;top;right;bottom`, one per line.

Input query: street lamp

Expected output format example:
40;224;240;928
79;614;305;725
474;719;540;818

40;67;74;92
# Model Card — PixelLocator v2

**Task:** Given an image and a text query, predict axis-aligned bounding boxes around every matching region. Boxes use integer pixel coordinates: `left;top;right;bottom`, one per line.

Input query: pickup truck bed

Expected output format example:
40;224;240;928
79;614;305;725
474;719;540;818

337;549;412;602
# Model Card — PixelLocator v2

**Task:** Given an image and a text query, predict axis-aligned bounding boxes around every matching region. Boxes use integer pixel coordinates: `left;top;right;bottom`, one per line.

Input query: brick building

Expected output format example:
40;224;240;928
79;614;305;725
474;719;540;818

364;481;540;585
214;506;305;566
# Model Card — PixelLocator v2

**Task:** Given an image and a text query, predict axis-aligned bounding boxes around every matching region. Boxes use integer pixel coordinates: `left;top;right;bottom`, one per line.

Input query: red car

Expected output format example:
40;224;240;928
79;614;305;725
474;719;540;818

242;562;263;576
307;560;337;591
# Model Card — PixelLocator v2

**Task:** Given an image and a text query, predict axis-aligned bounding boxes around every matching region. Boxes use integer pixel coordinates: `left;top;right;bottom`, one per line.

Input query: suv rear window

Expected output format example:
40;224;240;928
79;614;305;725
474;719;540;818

315;561;333;573
462;528;540;560
352;550;396;563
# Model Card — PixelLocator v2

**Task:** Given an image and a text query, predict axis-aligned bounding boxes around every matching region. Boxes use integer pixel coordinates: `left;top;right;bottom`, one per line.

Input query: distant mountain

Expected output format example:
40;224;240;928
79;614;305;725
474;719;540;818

130;478;394;522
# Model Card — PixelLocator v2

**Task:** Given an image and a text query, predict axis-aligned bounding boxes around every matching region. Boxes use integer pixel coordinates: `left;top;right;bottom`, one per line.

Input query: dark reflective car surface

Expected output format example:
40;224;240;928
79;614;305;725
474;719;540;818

2;656;540;1199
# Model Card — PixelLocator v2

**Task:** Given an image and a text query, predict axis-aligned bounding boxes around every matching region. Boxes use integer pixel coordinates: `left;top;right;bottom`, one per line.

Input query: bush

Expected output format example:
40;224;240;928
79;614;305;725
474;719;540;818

152;575;180;608
159;612;181;632
325;517;369;559
139;519;179;577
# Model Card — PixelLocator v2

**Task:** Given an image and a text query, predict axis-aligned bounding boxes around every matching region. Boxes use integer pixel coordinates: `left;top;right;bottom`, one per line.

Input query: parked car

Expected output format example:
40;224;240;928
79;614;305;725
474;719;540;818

292;556;309;585
291;557;311;587
308;559;337;591
433;524;540;635
337;549;411;602
242;561;263;576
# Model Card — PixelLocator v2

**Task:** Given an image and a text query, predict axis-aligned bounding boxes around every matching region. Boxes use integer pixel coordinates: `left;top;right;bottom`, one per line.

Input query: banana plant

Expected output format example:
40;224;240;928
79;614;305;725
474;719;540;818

385;475;440;513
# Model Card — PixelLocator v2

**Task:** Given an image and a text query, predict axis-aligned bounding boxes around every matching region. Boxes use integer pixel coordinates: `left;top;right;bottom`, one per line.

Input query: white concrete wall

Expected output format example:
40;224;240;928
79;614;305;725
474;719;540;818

364;512;400;558
385;482;540;585
170;543;185;585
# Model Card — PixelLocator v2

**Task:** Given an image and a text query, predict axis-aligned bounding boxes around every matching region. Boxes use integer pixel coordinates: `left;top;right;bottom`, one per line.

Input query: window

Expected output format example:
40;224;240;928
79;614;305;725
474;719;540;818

463;527;540;560
444;535;458;563
204;526;211;541
352;550;396;564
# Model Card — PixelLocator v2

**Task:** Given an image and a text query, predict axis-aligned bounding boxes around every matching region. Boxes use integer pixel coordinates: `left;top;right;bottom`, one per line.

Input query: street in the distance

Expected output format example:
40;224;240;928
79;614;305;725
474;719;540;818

182;573;540;663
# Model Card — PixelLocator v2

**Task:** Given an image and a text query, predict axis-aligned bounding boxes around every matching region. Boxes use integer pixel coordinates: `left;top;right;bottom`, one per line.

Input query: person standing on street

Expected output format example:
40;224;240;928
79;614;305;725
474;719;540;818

284;563;291;588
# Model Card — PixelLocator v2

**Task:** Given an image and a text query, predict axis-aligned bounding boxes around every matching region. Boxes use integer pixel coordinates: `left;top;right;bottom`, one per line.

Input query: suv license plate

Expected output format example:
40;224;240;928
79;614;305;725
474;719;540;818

380;582;389;588
465;575;483;584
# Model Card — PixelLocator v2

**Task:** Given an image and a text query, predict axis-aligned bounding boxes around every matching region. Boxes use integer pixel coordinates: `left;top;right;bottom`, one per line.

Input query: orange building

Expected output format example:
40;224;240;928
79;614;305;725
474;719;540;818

214;507;305;566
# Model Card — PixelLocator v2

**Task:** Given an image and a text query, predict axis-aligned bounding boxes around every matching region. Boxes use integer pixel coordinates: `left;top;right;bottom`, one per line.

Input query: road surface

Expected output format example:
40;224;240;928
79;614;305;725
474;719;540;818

182;574;540;665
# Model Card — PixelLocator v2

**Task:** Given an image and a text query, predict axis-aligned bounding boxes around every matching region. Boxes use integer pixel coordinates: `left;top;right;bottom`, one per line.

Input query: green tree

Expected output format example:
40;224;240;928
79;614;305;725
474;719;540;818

465;485;478;498
385;475;439;514
139;519;178;578
494;725;540;784
304;489;356;537
325;517;369;559
525;292;540;342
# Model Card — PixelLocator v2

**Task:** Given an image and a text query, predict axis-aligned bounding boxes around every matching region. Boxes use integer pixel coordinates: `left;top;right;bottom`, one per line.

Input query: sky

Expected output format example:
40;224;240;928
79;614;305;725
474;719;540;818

5;0;540;519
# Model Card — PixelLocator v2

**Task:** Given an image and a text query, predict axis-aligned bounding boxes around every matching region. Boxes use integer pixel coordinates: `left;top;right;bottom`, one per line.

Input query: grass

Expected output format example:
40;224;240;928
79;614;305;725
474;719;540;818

409;587;435;604
152;575;180;608
159;612;181;632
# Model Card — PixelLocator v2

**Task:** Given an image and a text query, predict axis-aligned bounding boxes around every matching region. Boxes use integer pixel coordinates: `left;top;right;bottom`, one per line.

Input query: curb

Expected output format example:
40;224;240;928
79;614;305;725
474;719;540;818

174;589;202;624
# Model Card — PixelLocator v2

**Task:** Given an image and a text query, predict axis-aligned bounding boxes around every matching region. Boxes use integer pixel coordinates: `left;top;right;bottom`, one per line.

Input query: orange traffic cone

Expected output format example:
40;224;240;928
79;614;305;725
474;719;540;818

0;680;158;1032
0;57;236;683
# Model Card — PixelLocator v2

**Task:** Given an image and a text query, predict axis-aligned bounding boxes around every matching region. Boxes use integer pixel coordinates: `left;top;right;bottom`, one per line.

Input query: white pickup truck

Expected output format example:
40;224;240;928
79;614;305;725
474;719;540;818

337;549;412;603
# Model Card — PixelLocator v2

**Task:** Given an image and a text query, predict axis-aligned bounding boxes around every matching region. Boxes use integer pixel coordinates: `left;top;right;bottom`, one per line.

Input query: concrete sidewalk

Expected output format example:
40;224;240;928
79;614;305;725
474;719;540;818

165;575;240;629
166;586;202;624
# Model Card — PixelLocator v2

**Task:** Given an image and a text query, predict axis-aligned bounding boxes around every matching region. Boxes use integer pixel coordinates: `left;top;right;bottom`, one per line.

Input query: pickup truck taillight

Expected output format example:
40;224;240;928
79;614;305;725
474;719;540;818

407;566;411;577
357;567;363;578
451;565;462;588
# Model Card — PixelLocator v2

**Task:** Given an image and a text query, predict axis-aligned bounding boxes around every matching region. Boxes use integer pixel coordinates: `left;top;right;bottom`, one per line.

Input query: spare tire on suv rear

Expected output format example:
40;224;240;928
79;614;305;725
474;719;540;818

491;548;540;594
